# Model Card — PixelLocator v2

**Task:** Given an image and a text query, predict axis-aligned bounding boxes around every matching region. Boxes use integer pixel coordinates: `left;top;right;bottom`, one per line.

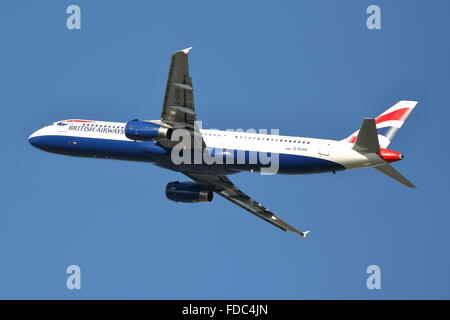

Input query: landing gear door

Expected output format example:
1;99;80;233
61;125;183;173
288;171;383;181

318;141;331;156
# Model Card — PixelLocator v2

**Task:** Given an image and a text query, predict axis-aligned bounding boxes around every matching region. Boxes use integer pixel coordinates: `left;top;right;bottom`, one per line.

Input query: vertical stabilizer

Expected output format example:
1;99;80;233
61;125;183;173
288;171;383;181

344;101;418;148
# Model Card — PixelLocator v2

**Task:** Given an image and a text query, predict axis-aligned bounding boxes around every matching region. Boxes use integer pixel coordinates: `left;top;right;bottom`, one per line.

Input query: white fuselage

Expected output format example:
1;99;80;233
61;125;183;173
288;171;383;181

29;119;387;175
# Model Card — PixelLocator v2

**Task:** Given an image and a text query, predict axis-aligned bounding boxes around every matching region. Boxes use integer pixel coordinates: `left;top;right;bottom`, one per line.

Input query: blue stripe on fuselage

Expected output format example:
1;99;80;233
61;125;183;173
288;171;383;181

29;135;345;174
29;135;151;162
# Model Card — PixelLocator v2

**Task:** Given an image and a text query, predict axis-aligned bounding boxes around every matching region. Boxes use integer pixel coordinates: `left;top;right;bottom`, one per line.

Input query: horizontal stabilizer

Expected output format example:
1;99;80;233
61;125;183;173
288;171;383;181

353;118;380;153
374;164;416;188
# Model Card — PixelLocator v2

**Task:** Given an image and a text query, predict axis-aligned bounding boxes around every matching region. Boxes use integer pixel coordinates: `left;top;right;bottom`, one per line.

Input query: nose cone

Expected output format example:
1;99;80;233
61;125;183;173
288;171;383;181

29;131;39;148
29;136;42;149
28;126;65;154
28;128;48;149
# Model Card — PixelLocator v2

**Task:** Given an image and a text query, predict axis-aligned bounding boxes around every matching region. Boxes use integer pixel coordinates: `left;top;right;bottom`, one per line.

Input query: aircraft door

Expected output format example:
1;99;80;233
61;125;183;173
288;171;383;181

57;122;69;133
318;141;331;156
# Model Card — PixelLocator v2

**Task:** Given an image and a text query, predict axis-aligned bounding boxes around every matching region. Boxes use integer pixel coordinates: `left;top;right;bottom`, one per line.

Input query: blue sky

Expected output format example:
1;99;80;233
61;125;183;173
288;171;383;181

1;0;449;299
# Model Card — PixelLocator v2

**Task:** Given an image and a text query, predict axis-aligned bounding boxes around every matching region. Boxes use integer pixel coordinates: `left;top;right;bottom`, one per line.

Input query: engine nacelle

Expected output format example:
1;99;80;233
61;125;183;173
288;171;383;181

125;119;172;141
166;181;213;203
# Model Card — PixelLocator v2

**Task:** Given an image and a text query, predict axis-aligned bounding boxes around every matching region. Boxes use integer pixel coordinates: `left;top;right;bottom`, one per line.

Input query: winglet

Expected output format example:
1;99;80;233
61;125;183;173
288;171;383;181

300;231;311;239
181;47;193;55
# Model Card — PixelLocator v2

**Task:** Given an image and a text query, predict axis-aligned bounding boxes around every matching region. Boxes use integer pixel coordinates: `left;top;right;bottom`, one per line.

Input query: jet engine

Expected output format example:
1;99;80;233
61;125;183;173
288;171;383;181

125;119;172;141
165;181;214;203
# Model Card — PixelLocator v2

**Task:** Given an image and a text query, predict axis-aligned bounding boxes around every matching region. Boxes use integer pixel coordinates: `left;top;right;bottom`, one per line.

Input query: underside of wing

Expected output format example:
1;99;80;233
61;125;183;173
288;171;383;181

161;47;196;128
183;172;310;238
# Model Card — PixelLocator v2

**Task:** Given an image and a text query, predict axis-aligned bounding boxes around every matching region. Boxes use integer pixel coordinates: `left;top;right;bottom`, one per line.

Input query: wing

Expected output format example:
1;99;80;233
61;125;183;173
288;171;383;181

183;173;310;238
161;47;196;129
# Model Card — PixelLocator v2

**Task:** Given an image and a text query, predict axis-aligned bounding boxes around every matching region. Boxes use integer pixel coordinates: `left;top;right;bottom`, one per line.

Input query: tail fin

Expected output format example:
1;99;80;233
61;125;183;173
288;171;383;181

352;118;380;153
343;100;418;148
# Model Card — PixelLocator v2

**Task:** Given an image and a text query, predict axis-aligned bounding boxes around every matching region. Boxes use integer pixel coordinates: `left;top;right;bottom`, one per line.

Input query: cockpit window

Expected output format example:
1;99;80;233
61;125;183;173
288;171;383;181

49;122;54;126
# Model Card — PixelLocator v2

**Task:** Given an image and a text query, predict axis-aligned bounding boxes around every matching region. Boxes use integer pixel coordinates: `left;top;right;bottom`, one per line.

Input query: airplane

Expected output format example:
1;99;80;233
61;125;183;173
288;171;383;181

29;47;418;238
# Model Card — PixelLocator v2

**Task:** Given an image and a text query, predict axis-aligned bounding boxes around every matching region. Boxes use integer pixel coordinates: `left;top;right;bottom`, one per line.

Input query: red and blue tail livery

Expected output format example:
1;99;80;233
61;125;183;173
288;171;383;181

345;100;417;148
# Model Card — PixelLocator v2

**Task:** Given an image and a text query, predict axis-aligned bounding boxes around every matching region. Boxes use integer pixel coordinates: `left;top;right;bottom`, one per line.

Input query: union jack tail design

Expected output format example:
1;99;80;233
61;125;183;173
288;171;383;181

344;100;418;148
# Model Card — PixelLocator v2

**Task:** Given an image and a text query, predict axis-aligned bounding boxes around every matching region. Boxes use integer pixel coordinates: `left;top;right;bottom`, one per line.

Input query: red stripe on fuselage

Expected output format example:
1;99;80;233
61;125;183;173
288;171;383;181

62;120;95;123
